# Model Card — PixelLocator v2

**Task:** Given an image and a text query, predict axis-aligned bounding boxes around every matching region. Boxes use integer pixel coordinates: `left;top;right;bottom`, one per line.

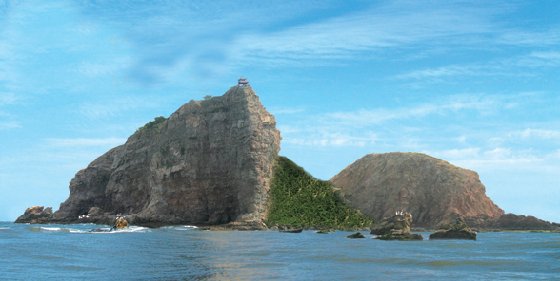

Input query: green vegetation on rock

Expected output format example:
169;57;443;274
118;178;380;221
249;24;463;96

266;157;372;230
136;116;166;133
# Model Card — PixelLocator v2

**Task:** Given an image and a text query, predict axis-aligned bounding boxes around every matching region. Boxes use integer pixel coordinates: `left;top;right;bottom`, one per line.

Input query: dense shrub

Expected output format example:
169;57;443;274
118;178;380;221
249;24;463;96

266;157;372;230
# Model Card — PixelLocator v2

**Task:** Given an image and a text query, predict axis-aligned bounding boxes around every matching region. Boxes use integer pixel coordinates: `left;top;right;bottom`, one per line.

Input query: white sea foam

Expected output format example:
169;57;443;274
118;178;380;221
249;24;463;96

87;225;150;234
40;227;64;232
116;226;150;233
174;225;198;231
37;227;86;233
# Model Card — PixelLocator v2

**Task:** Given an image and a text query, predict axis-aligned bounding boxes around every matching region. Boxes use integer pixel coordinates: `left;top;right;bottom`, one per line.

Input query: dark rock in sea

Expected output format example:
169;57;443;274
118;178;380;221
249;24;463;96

207;220;268;231
15;206;53;224
429;216;476;240
465;213;560;231
377;233;423;241
332;153;504;228
17;84;280;227
316;229;331;234
371;211;423;241
278;225;303;233
347;232;365;238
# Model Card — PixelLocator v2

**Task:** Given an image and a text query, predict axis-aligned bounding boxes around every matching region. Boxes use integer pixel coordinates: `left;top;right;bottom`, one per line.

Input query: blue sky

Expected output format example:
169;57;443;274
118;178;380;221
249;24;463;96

1;0;559;222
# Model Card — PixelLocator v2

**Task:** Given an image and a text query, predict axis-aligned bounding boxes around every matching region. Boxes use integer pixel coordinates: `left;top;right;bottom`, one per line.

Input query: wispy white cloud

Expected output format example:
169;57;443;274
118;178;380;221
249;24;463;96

510;128;560;140
397;48;560;82
0;92;17;105
268;106;305;115
235;2;499;65
325;94;506;126
45;137;126;147
427;146;547;171
395;65;480;80
78;97;161;119
0;120;20;130
76;57;132;78
285;131;377;147
529;51;560;60
498;28;560;46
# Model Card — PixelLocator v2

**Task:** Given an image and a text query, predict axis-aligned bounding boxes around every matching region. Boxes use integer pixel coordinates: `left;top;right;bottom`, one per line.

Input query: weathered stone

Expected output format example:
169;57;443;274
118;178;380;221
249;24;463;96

371;212;423;240
27;84;280;226
347;232;365;238
15;206;53;224
377;233;423;241
332;153;504;228
113;216;128;229
429;216;477;240
87;207;103;216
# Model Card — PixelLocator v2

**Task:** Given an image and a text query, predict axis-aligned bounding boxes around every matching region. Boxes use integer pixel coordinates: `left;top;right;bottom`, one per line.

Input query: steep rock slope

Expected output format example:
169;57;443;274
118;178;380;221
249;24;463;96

51;85;280;225
331;153;504;227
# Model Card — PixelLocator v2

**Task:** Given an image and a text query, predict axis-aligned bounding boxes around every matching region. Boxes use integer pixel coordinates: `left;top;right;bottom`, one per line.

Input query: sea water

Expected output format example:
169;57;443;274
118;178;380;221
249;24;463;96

1;221;559;280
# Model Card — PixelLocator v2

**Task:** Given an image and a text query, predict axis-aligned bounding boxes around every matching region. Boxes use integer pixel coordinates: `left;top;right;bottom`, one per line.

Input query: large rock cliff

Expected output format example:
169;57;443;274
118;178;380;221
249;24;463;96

49;85;280;226
331;153;504;228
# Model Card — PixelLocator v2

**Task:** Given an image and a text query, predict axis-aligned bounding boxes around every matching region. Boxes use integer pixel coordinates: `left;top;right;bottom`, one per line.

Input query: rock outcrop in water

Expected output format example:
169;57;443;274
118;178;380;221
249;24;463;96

15;206;53;224
332;153;504;228
430;216;477;240
18;85;280;227
465;214;560;231
371;212;423;240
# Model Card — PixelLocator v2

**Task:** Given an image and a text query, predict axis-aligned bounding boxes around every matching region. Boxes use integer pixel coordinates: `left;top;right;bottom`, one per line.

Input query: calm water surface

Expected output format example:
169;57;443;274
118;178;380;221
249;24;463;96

1;222;559;280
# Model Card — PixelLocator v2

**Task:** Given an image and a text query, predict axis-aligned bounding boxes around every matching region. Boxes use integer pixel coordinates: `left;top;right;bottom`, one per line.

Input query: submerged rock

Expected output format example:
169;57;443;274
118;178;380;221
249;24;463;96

15;206;53;224
429;216;476;240
347;232;365;239
371;211;423;241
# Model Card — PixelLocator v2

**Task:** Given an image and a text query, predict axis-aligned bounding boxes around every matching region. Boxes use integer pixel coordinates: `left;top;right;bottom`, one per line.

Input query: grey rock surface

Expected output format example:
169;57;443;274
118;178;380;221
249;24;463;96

48;85;280;226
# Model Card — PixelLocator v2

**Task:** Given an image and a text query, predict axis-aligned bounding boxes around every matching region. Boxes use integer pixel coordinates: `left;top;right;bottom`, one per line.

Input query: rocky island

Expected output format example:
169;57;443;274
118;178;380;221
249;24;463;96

18;83;280;227
331;152;560;231
16;82;369;230
16;81;559;232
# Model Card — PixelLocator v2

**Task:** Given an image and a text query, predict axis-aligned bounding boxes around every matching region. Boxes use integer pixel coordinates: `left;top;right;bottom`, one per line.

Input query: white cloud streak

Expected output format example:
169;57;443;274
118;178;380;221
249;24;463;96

0;121;20;130
235;2;498;65
325;94;504;127
45;137;126;147
0;92;17;105
511;128;560;140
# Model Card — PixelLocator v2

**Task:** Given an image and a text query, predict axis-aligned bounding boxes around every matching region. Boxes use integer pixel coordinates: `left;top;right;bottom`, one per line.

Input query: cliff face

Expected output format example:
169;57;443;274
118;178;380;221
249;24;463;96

331;153;504;228
52;85;280;225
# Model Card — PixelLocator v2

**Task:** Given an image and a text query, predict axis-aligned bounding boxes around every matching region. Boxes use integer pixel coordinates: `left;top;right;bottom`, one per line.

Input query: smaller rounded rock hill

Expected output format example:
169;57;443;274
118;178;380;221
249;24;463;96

331;152;504;228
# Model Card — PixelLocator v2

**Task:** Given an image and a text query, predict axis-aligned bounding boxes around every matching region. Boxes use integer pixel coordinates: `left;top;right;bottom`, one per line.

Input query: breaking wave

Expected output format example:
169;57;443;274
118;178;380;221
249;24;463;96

28;225;150;234
161;225;199;231
88;226;151;234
